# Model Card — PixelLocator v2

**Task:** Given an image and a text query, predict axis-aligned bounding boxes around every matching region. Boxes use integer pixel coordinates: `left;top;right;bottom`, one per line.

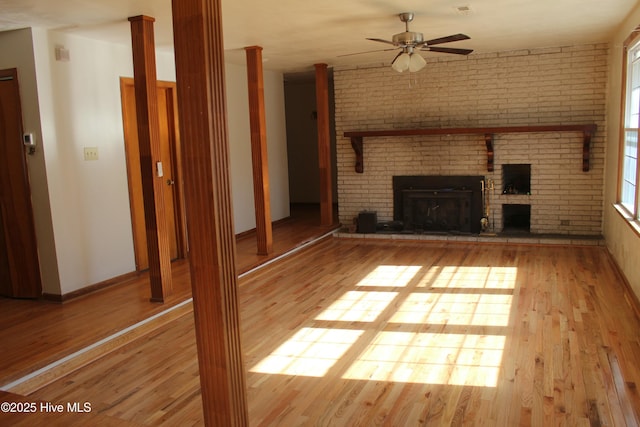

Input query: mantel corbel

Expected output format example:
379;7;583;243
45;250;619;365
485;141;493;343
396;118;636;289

484;133;494;172
582;127;594;172
350;136;364;173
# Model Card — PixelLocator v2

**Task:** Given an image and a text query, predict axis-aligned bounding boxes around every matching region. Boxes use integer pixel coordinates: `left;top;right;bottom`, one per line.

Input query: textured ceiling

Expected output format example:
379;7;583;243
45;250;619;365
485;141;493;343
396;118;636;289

0;0;637;73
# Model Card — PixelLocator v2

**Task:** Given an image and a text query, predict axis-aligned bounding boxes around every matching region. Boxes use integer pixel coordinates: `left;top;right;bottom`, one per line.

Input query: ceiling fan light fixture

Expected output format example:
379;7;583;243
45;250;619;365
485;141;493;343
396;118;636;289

391;52;411;72
361;12;473;73
409;53;426;72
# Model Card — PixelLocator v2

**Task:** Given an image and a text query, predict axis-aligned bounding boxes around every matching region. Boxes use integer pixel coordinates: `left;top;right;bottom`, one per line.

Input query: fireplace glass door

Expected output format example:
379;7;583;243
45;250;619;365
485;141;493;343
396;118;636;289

402;189;472;233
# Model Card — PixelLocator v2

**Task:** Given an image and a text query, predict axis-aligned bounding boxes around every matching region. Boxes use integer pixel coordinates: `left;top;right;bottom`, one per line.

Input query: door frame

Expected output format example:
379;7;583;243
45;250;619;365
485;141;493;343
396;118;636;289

0;68;42;298
120;77;188;271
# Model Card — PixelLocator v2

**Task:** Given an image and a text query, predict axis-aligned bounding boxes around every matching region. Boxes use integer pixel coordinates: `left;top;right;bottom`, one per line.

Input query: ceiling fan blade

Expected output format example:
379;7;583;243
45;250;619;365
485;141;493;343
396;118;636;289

366;37;396;45
424;33;470;45
423;46;474;55
338;47;398;57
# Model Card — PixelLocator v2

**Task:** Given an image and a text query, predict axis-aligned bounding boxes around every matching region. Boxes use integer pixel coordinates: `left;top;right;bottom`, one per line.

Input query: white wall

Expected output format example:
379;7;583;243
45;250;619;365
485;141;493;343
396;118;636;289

226;63;254;232
263;68;290;223
0;28;289;295
604;4;640;297
30;30;162;294
226;62;289;234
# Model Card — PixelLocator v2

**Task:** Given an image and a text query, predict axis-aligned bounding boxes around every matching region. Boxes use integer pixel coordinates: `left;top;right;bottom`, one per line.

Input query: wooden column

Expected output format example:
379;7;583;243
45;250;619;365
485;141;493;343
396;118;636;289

244;46;273;255
315;63;334;226
171;1;248;425
128;15;173;302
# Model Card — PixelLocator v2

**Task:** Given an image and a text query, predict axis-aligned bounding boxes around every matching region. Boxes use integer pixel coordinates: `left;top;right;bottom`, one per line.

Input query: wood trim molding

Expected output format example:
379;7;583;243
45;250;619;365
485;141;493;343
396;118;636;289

619;27;640;217
42;270;144;303
171;0;249;424
315;64;334;226
350;136;364;173
484;133;494;172
613;203;640;238
245;46;273;255
128;15;173;302
606;245;640;322
344;124;597;173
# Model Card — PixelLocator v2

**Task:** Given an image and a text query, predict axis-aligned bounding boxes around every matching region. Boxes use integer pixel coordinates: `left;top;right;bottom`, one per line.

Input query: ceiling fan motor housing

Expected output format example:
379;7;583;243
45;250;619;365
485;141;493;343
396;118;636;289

392;31;424;47
354;11;472;65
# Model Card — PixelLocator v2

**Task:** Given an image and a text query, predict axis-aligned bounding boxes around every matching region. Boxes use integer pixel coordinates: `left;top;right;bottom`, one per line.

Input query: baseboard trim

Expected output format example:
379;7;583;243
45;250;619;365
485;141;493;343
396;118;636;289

42;269;144;304
235;214;297;240
605;247;640;322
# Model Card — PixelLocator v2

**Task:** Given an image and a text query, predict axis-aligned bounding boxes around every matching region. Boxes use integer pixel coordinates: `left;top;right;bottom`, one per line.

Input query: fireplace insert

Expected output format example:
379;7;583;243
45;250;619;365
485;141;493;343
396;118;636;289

402;189;472;232
393;176;484;234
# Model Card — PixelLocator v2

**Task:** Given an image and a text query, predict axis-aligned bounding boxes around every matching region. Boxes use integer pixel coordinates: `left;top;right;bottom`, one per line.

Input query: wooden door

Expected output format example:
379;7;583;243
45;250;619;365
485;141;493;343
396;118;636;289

120;78;186;271
0;69;42;298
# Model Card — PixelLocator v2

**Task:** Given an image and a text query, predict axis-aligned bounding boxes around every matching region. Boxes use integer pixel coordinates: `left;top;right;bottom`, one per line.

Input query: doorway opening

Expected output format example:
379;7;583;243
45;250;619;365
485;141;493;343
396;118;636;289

120;78;188;271
283;71;338;222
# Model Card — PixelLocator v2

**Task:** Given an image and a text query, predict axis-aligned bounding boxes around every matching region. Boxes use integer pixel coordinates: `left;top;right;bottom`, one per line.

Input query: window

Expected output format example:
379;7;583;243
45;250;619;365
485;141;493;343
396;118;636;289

619;29;640;221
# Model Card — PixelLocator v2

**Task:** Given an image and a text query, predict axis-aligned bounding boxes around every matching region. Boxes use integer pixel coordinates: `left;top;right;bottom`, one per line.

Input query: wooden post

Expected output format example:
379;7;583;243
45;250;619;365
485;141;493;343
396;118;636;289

171;0;249;425
245;46;273;255
315;63;333;226
128;15;173;302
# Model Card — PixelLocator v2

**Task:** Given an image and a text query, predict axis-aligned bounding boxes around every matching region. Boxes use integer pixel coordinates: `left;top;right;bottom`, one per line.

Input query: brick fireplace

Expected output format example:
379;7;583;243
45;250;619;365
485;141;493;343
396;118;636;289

333;44;606;236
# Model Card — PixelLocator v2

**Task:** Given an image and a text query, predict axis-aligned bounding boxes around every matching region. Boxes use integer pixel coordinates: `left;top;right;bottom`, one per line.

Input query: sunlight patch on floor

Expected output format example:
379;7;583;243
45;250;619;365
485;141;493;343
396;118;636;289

250;328;364;377
251;263;516;387
390;292;513;326
355;265;422;288
343;332;505;387
427;266;518;289
316;291;398;322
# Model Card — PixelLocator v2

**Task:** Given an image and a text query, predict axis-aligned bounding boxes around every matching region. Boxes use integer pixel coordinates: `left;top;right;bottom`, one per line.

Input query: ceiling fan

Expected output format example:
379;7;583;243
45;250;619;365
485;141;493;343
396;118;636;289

355;12;473;72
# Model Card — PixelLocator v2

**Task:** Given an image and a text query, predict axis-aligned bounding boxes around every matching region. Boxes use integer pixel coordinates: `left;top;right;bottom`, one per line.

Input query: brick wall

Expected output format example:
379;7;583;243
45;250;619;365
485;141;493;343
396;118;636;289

334;44;608;235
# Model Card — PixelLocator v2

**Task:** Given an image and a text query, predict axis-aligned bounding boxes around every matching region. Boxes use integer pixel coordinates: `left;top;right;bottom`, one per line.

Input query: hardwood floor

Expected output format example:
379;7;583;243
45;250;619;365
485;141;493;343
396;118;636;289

0;204;336;388
3;235;640;426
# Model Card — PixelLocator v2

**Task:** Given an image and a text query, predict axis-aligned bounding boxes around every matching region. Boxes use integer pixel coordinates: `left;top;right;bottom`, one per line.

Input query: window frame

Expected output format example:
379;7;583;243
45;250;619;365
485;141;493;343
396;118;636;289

617;26;640;233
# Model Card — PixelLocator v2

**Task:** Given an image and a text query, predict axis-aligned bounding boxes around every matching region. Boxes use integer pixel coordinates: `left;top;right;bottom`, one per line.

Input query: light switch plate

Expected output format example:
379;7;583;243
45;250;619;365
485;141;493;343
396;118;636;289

84;147;99;161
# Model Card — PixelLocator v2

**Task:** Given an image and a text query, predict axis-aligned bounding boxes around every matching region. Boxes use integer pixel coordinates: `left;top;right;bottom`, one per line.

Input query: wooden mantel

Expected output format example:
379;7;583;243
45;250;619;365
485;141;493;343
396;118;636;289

344;124;597;173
